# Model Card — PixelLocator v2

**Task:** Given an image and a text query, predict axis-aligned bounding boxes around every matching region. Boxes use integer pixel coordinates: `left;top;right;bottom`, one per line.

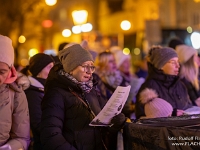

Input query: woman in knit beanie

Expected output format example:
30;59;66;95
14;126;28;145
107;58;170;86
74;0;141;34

0;35;30;149
40;44;126;150
135;46;193;119
20;53;54;150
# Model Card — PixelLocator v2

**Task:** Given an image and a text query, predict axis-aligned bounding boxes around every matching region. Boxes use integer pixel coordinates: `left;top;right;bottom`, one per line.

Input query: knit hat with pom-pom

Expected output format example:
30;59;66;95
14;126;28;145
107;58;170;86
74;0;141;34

148;46;177;69
139;88;173;118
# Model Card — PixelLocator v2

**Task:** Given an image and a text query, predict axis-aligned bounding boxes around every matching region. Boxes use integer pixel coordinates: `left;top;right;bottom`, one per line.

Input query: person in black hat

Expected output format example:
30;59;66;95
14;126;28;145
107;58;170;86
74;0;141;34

168;37;184;49
21;53;54;150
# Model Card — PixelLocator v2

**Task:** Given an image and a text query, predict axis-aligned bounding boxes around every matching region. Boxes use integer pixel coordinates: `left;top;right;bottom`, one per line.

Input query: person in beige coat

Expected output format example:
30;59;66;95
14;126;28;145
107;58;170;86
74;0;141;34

0;35;30;150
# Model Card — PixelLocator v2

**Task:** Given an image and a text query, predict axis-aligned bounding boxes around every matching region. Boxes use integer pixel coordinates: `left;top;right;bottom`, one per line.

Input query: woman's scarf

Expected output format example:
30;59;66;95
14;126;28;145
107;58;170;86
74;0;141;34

59;69;93;93
99;70;123;89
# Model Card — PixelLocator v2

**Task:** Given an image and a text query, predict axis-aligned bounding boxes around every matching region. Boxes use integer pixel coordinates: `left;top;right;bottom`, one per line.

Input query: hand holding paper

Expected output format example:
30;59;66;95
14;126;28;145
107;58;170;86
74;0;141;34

89;86;131;126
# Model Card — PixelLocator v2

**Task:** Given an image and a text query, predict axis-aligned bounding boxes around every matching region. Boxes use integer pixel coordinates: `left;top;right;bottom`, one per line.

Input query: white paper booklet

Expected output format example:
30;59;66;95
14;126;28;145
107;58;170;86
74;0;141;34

183;106;200;115
89;85;131;126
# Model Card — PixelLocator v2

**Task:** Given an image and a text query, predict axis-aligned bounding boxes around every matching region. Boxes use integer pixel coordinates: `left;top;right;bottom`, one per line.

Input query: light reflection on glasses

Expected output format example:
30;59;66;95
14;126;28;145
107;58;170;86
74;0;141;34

80;65;95;73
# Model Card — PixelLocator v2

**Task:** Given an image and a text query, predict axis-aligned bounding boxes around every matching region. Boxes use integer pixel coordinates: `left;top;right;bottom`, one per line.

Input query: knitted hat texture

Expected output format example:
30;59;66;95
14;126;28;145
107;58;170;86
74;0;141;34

58;44;93;73
0;35;14;67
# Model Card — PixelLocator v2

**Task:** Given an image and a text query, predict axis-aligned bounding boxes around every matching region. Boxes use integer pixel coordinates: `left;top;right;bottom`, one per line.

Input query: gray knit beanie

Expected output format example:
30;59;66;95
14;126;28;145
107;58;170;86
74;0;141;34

58;44;94;73
148;46;178;69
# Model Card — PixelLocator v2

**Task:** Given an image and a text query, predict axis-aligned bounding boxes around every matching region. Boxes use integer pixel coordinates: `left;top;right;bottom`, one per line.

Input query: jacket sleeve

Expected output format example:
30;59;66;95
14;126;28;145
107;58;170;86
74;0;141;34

7;90;30;150
40;88;77;150
25;89;42;136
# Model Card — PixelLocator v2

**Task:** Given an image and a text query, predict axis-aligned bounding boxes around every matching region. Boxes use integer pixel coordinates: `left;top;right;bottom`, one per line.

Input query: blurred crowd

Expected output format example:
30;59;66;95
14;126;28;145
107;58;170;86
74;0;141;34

1;34;200;150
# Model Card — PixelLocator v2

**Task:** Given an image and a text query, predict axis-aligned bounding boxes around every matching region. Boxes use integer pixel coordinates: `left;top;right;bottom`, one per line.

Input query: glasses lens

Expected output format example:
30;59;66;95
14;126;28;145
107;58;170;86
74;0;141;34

82;65;95;73
90;66;95;72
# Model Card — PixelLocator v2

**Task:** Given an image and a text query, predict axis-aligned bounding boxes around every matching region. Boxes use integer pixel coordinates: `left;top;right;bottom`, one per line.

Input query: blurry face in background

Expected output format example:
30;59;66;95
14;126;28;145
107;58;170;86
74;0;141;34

119;58;130;74
105;54;117;73
0;62;10;85
71;61;94;82
37;62;54;79
161;57;180;75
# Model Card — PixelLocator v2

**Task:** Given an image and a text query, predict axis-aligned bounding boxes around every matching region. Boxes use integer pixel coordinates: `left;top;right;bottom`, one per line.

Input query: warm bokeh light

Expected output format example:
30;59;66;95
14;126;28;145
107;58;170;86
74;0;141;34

133;48;141;55
72;10;88;25
72;25;82;34
28;48;39;57
194;0;200;3
81;23;93;32
45;0;57;6
191;32;200;49
62;29;72;37
187;26;193;33
123;48;130;55
44;49;57;56
20;58;29;67
18;35;26;43
120;20;131;31
42;20;53;28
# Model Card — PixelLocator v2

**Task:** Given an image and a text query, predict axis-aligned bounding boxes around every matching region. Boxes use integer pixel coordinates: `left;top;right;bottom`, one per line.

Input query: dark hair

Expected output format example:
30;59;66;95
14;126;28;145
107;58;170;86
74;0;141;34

168;38;184;49
20;65;30;76
58;42;69;51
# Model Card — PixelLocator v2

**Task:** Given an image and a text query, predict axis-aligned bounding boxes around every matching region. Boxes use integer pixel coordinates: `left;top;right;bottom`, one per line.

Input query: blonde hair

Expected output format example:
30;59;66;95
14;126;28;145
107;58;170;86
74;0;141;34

95;51;114;72
179;55;199;90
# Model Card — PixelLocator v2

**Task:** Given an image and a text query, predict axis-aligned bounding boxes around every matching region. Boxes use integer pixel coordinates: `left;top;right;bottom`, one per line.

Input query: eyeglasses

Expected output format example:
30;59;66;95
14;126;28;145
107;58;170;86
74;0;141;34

80;65;95;73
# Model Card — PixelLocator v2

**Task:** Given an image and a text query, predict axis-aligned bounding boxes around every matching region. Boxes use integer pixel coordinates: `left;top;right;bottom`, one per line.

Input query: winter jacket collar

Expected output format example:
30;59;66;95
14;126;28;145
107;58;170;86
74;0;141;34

28;76;44;88
45;64;82;94
147;62;180;88
0;82;23;93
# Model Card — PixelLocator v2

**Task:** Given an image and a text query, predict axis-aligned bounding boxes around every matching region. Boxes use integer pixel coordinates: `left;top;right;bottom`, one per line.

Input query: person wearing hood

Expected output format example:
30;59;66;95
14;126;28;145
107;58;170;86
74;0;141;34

40;44;126;150
0;35;30;150
21;53;54;150
135;46;193;119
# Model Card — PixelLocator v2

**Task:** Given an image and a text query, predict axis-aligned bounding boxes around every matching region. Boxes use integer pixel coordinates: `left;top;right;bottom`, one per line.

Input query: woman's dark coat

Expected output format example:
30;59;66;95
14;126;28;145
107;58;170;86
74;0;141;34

40;64;108;150
135;63;193;119
25;77;45;150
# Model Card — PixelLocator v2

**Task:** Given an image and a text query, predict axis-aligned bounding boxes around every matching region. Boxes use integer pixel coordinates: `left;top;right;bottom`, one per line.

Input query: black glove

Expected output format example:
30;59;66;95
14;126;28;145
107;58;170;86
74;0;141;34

109;113;126;133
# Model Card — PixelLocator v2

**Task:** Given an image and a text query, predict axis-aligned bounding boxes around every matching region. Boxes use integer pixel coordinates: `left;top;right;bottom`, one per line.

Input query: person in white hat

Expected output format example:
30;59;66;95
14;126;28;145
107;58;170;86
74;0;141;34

175;45;200;106
0;35;30;149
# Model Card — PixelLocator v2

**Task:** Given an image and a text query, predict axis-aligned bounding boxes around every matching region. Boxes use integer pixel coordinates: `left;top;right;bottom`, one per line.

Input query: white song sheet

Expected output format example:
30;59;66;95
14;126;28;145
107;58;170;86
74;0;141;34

89;85;131;126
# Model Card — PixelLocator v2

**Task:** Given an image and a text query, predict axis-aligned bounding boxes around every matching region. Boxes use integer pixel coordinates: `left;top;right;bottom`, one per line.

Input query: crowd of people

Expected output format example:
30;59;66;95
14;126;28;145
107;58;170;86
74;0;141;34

1;34;200;150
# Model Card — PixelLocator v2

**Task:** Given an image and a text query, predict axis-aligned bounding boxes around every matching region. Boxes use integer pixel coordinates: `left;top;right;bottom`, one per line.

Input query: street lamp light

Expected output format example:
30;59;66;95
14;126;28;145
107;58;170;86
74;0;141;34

45;0;57;6
120;20;131;31
72;10;88;25
62;29;72;37
119;20;131;48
